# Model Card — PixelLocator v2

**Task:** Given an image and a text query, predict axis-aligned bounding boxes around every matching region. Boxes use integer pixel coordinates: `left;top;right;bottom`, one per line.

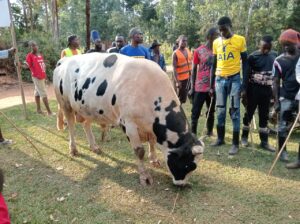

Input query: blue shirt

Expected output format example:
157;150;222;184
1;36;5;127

120;45;150;59
150;51;166;71
0;50;9;59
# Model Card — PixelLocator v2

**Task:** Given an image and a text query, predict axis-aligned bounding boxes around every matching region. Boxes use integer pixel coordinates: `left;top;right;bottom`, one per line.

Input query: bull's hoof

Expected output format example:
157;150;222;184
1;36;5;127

70;149;79;157
150;159;161;168
139;172;153;186
91;146;101;154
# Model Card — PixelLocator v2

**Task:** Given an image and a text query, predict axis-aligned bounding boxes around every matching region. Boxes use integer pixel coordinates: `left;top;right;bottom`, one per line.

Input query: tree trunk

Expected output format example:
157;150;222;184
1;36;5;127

44;0;49;32
28;0;34;33
21;0;28;31
245;0;255;43
86;0;91;51
51;0;59;42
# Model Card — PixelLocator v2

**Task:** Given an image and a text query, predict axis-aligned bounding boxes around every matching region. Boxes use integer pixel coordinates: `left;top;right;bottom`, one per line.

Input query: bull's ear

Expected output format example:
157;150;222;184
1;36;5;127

171;147;184;157
192;145;204;155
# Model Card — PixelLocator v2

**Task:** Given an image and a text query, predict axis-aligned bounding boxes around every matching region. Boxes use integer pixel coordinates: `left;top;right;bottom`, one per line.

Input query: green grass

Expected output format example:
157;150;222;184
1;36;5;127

0;101;299;224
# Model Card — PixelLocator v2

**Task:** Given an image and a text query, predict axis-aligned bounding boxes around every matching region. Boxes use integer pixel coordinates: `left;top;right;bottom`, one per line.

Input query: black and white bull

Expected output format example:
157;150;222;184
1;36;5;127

53;53;204;186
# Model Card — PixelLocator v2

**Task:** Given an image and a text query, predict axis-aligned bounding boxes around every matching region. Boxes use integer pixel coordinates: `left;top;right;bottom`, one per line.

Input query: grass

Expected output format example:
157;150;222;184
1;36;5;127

0;100;299;224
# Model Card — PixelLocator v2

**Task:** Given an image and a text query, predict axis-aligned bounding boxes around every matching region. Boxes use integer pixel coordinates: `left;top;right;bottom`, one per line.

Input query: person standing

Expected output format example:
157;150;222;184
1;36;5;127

273;29;300;162
241;35;277;152
120;28;150;59
149;40;166;72
285;57;300;169
189;28;219;136
172;35;192;104
61;35;82;58
25;41;54;116
87;30;104;53
0;48;15;146
107;35;125;53
210;16;248;155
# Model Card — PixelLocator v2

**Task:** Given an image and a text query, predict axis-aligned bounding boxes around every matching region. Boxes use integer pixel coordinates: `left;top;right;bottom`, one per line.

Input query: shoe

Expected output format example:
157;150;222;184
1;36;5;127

0;139;13;145
286;161;300;169
279;150;289;162
229;131;239;155
241;128;249;147
259;131;275;152
211;126;225;147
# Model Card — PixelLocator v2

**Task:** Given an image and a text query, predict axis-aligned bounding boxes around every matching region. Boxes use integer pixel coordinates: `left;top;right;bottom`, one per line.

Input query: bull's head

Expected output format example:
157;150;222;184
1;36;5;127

166;135;204;186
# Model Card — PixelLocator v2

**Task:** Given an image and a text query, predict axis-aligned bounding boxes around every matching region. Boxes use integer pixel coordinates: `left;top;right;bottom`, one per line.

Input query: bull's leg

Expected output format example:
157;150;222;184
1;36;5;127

100;124;110;142
56;104;64;130
148;139;161;168
126;122;153;186
82;121;101;154
64;109;78;156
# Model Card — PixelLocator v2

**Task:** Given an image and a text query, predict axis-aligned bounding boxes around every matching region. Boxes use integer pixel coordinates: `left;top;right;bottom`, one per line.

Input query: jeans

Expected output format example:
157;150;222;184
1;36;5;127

278;98;297;137
215;74;241;132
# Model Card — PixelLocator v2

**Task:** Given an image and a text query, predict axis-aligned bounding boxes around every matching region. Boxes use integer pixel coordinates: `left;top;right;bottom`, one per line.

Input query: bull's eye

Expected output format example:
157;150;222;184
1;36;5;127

185;165;188;169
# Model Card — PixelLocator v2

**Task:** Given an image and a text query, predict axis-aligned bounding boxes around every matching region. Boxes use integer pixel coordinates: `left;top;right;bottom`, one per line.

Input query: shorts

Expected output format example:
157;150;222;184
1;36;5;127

32;77;47;98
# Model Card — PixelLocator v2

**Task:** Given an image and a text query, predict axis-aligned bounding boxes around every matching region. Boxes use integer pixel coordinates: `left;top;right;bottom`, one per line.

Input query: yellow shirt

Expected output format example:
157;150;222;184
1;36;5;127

213;34;247;77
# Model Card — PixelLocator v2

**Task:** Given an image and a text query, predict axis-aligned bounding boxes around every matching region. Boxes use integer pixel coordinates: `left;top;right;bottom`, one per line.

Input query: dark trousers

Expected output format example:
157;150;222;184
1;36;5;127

178;79;189;104
191;92;215;134
243;84;272;129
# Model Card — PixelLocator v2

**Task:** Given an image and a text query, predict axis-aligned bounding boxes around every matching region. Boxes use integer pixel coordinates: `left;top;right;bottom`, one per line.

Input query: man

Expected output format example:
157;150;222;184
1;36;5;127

286;57;300;169
149;40;166;72
107;35;125;53
241;35;277;152
273;29;300;163
210;16;248;155
0;48;15;146
61;35;82;58
87;30;104;53
189;28;219;136
172;35;192;104
120;27;150;59
25;41;54;116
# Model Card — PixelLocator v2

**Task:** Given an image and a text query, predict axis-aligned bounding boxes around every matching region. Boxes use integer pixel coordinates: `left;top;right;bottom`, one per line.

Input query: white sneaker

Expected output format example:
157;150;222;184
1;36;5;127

0;139;13;145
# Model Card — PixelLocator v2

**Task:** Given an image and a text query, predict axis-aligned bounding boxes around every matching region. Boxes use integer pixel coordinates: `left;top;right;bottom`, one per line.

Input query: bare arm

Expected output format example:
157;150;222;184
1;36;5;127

172;52;178;83
210;55;217;90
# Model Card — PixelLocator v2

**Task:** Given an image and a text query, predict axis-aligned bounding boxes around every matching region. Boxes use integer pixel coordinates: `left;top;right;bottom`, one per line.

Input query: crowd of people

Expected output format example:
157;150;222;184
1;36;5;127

0;14;300;223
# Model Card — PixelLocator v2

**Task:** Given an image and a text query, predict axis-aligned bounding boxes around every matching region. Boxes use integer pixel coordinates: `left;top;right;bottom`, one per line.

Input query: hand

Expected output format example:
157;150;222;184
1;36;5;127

176;81;182;89
188;87;194;100
8;47;16;54
209;88;214;97
240;90;247;106
274;102;280;113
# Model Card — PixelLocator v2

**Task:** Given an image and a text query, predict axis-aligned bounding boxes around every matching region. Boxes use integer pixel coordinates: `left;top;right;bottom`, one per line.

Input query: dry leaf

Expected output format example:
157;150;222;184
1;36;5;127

56;196;65;202
158;220;162;224
7;192;18;201
164;188;169;191
126;190;133;193
15;163;23;168
29;168;34;171
67;192;72;197
71;217;77;223
193;218;197;222
288;215;292;219
49;214;59;222
56;166;63;171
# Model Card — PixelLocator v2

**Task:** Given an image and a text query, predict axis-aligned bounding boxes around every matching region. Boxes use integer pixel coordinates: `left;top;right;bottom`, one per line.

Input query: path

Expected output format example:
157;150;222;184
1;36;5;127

0;76;55;109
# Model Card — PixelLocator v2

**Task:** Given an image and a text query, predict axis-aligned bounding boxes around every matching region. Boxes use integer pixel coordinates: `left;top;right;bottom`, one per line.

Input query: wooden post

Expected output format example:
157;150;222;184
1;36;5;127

8;0;28;119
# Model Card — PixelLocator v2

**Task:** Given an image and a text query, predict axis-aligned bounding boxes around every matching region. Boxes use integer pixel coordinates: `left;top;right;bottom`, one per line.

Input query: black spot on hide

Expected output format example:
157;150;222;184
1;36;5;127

103;54;118;68
111;94;116;105
96;80;108;96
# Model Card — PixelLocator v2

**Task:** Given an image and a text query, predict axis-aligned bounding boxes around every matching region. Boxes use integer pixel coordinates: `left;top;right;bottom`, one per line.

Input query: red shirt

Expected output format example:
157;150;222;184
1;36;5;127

0;194;10;224
26;53;46;80
193;45;213;92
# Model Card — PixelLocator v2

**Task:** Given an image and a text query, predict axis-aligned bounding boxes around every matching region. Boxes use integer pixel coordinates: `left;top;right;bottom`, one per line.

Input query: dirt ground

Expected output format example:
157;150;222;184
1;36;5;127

0;75;56;109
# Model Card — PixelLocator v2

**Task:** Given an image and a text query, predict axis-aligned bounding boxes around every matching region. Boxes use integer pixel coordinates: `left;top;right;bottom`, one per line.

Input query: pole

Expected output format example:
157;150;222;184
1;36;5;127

268;111;300;175
7;0;28;119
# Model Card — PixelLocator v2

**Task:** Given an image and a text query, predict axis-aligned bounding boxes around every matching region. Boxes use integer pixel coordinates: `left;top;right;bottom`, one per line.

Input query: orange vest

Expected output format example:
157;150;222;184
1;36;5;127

175;48;192;81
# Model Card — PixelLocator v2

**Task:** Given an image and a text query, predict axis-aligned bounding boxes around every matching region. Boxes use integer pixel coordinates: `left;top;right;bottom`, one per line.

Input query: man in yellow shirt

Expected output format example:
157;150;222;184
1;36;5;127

210;16;248;155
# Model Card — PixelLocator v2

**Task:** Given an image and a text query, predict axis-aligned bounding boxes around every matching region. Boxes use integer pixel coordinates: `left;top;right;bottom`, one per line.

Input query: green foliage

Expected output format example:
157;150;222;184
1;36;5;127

1;0;298;78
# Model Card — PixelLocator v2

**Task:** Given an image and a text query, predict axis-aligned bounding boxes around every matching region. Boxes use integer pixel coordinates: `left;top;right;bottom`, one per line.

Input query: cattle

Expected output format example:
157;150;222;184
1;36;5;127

53;53;204;186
